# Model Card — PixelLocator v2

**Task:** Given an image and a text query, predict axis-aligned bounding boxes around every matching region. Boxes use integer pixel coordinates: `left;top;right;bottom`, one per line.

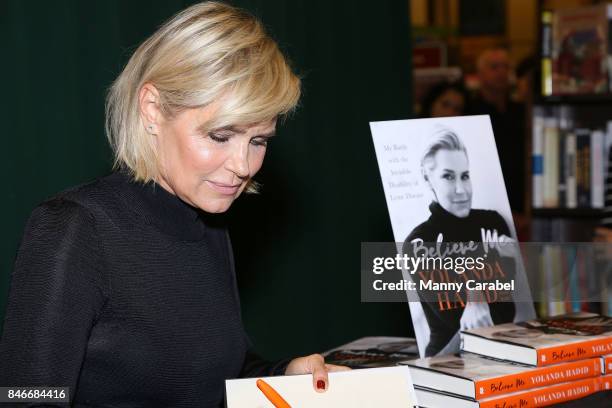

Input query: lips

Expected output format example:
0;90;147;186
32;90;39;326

205;180;242;195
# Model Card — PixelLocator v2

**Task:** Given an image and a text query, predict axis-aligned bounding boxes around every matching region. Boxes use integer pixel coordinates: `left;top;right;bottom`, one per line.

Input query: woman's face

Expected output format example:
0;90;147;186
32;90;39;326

430;89;465;118
154;104;275;213
426;149;472;217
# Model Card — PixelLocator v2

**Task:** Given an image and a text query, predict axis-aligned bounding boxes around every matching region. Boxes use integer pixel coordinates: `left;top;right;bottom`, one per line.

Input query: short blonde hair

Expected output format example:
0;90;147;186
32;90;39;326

421;128;468;176
105;1;301;183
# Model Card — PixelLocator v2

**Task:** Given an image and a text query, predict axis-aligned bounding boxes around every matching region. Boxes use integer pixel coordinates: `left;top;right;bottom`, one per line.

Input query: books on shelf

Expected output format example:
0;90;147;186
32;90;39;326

404;352;601;400
531;106;610;209
547;4;612;96
461;312;612;366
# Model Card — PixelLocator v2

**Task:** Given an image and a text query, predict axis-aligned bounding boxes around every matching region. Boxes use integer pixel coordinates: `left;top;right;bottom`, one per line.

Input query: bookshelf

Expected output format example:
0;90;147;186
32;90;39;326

531;1;612;317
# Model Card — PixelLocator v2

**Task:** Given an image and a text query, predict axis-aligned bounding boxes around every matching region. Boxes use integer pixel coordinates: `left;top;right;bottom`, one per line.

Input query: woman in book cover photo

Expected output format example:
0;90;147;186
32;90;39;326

402;128;518;357
0;2;347;406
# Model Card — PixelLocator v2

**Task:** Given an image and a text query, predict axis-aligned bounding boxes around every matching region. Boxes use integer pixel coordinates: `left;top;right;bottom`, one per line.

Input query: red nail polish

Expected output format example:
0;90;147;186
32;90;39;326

317;380;325;390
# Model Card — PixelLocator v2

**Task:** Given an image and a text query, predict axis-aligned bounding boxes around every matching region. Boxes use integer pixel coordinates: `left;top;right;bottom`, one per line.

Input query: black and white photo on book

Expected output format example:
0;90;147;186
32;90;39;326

370;115;535;358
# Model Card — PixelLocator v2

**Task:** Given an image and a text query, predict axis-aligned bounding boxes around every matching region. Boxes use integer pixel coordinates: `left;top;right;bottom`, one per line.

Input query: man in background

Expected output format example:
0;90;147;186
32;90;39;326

470;48;527;237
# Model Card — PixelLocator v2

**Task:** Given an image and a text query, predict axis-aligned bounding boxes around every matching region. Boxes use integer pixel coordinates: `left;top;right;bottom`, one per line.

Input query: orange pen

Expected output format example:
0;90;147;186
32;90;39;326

256;379;292;408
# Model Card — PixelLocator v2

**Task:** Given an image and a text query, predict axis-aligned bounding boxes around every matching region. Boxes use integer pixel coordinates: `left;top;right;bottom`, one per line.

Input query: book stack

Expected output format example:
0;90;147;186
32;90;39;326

403;312;612;407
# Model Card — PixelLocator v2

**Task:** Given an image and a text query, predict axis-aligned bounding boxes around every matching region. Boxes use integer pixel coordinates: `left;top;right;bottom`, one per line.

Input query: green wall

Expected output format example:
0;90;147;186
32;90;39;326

1;0;414;360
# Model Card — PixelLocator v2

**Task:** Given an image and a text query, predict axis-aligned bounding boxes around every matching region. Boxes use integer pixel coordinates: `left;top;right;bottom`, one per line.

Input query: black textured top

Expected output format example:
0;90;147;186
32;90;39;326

403;202;516;356
0;171;286;407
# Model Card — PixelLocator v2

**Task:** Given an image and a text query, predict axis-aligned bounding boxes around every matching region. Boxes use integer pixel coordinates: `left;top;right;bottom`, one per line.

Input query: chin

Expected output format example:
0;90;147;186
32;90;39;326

196;198;235;214
453;208;471;218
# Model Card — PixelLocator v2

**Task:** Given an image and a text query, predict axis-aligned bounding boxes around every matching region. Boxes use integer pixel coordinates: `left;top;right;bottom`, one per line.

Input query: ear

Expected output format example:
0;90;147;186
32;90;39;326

139;83;162;135
421;167;429;182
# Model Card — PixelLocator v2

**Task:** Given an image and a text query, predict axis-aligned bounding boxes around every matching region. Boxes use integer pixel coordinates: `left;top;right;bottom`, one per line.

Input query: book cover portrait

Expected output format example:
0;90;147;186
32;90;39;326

370;115;535;357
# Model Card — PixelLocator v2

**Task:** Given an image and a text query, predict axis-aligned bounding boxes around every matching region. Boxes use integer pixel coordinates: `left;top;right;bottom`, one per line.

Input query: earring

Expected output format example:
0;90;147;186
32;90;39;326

147;124;155;134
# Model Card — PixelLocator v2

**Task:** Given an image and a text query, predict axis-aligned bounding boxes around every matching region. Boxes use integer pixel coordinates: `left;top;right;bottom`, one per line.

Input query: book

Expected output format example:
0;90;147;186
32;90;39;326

591;129;605;209
576;128;592;207
565;131;577;208
323;336;418;368
552;4;611;95
541;10;553;96
225;366;416;407
461;312;612;366
543;116;560;207
414;375;603;408
404;352;601;400
604;354;612;374
370;115;535;357
532;106;545;208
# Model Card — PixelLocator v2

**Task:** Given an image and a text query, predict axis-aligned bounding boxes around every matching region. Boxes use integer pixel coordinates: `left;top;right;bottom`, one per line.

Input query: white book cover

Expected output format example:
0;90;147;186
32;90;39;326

225;366;416;407
369;115;535;358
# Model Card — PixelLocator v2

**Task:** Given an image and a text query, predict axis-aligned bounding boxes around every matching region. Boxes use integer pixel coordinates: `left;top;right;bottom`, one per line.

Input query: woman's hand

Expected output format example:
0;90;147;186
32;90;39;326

284;354;350;393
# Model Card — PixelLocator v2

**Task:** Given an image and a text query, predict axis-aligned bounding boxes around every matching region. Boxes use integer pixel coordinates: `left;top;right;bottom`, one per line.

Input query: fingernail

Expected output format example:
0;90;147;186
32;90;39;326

317;380;325;390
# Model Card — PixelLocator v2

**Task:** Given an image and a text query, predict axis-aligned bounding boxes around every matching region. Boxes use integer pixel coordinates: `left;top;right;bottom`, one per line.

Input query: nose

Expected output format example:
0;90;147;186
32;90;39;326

226;141;250;179
455;180;466;195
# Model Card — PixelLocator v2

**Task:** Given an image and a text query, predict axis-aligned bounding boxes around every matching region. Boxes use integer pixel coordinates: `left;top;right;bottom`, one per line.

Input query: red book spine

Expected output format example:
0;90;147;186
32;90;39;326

537;337;612;366
474;357;601;399
479;376;601;408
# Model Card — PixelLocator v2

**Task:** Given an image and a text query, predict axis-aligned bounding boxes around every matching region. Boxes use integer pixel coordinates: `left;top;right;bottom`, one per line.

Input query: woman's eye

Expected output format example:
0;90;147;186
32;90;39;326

442;174;454;181
250;138;268;147
208;133;230;143
461;174;470;181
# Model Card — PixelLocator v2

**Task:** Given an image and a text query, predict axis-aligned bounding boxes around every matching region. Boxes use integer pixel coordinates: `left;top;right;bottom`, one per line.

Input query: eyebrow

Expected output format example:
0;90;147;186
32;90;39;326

203;125;276;138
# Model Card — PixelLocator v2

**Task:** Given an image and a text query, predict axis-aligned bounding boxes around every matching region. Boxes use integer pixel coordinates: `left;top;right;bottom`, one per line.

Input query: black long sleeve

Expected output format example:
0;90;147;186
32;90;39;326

0;172;284;407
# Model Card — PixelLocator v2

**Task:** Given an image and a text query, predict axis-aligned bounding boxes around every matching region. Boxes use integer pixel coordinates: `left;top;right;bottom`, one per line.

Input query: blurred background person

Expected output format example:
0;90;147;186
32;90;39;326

419;81;469;118
469;47;527;238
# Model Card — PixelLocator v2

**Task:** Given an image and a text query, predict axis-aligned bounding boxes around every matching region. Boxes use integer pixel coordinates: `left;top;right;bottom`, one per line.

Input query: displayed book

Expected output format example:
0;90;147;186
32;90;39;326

604;354;612;374
551;4;611;95
370;115;535;357
403;352;601;400
225;366;416;407
414;375;605;408
323;336;418;368
462;312;612;366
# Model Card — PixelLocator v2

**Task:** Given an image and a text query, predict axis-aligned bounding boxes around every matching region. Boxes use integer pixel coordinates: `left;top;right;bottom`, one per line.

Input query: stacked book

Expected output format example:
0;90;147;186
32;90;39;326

403;312;612;407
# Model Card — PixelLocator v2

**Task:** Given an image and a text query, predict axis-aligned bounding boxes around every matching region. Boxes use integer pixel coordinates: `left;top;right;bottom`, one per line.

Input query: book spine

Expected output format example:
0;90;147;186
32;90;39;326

602;373;612;391
538;337;612;366
541;11;553;96
543;117;559;207
591;130;605;208
533;107;545;208
473;357;601;399
479;377;600;408
604;355;612;374
565;132;577;208
576;129;591;208
558;132;567;207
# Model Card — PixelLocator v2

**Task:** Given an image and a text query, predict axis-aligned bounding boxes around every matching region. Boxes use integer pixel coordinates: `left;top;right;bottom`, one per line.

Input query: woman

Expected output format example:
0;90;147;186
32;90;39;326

402;129;516;357
418;81;468;118
0;2;344;406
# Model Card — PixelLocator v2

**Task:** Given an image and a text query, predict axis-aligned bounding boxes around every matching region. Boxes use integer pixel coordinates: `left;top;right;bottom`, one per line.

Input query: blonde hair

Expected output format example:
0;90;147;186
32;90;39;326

105;1;301;185
421;128;468;177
